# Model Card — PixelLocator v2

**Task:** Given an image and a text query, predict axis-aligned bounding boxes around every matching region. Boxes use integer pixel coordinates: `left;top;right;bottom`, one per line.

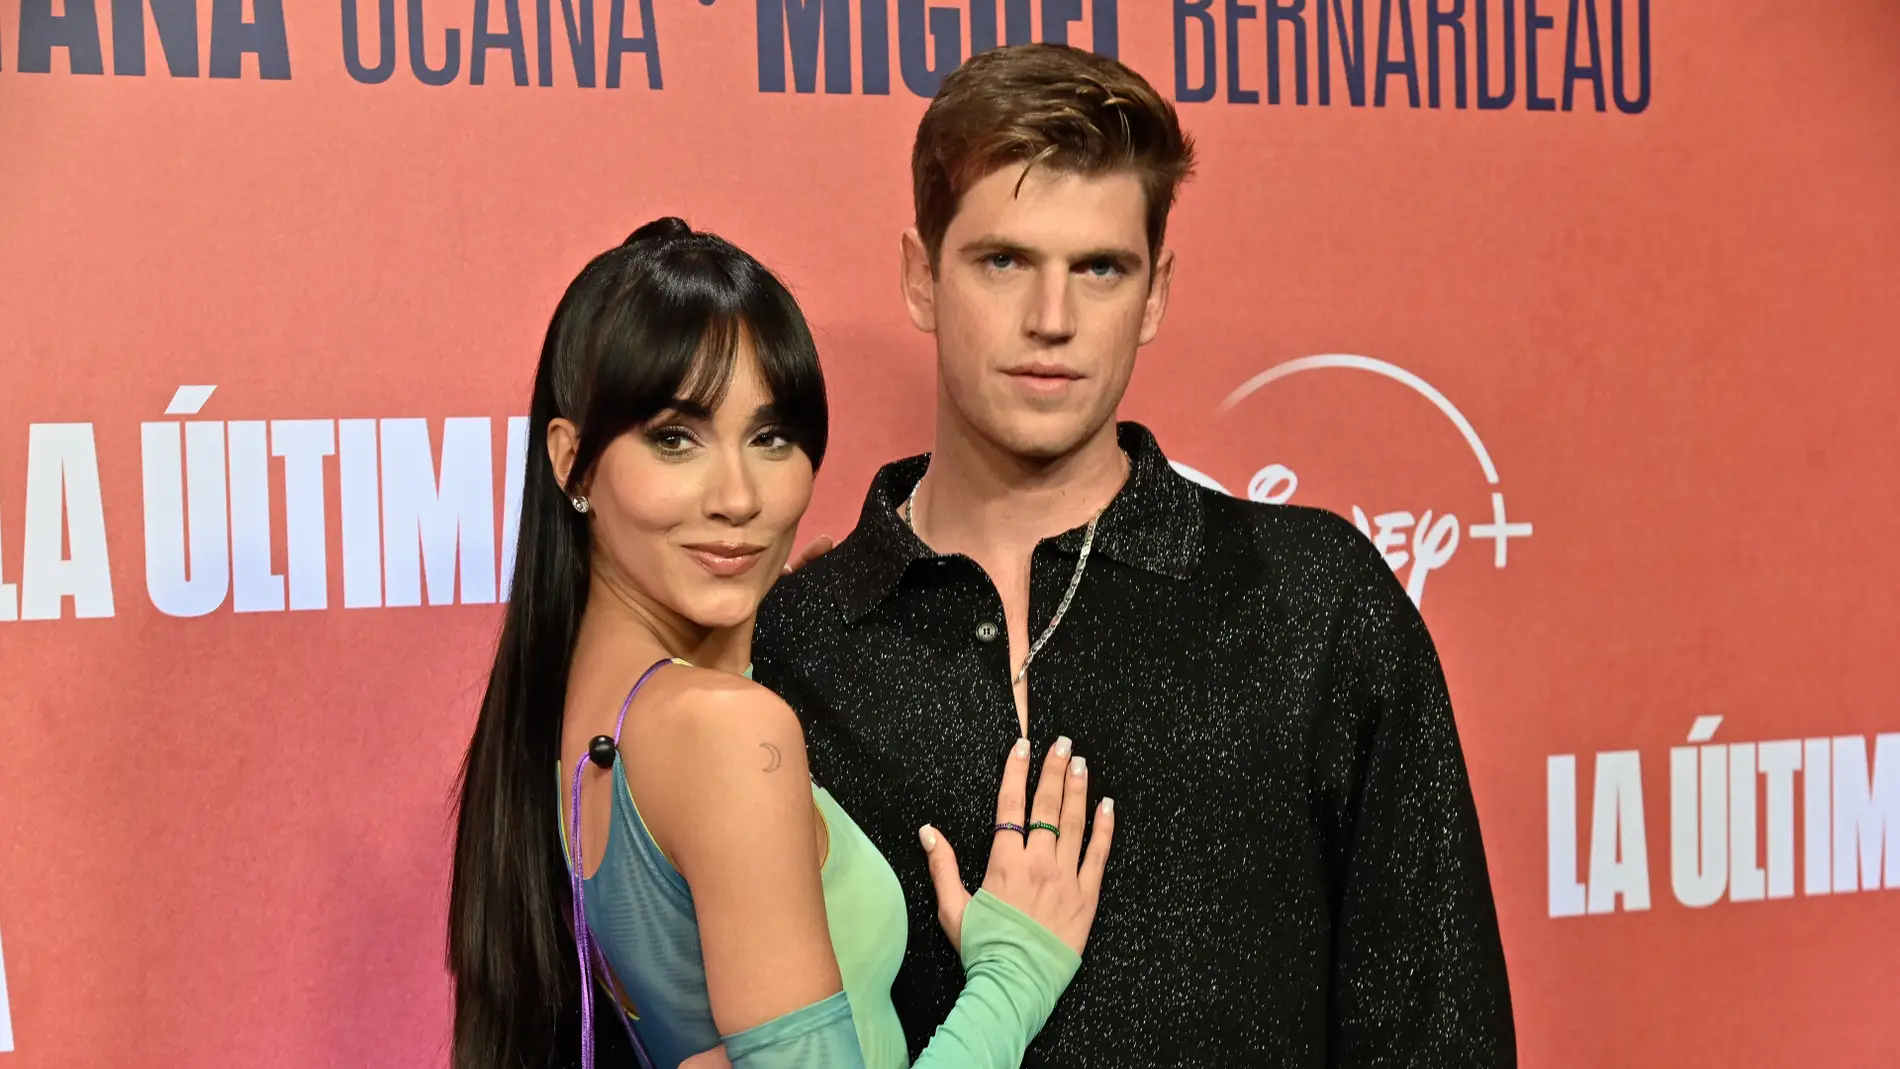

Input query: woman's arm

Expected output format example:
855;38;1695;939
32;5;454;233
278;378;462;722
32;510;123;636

627;676;1115;1069
902;740;1112;1069
627;672;845;1036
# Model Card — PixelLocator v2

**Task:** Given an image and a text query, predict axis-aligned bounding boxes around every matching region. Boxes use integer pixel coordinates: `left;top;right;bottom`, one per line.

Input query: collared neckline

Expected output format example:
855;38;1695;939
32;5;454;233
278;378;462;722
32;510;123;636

830;422;1204;623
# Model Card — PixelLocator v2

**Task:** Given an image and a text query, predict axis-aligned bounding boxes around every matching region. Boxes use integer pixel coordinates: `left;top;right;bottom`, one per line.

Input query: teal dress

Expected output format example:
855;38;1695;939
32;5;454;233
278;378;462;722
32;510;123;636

561;661;1079;1069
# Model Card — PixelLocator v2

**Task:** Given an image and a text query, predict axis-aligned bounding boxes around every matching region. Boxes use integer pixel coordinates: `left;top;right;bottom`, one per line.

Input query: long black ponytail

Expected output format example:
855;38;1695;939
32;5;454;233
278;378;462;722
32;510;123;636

448;218;827;1069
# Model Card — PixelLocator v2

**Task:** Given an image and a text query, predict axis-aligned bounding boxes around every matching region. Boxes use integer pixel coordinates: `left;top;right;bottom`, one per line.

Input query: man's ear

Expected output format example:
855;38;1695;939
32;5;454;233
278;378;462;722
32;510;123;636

900;227;938;334
1139;247;1175;347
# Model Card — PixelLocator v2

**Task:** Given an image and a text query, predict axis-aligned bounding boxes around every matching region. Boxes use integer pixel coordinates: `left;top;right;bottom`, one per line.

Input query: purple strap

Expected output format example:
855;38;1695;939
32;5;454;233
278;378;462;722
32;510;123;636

570;657;675;1069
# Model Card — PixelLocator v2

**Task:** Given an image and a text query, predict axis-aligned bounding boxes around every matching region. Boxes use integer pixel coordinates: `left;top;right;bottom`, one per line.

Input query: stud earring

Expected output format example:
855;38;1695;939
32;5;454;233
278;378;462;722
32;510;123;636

571;495;590;514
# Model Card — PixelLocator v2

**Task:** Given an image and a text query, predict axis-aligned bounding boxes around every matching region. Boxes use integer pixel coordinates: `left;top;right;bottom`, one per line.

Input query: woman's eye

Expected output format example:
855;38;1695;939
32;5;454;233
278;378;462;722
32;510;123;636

647;427;697;454
754;430;795;454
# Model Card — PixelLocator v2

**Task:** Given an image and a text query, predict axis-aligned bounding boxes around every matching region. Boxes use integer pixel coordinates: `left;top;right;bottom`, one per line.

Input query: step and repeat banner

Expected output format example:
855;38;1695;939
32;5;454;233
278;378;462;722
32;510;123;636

1;2;1896;1066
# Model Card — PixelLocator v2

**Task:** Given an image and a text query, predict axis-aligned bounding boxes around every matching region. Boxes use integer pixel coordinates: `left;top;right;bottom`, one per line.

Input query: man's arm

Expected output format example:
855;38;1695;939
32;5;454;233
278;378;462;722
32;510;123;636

1320;538;1516;1067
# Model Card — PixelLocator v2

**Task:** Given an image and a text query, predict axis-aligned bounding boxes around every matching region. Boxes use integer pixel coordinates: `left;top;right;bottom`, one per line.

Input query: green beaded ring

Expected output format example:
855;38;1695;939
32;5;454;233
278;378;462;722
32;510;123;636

1027;821;1060;838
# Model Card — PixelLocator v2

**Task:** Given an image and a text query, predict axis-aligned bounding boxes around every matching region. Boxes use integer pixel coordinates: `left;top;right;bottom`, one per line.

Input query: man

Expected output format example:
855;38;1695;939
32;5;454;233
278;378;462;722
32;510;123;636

755;43;1514;1068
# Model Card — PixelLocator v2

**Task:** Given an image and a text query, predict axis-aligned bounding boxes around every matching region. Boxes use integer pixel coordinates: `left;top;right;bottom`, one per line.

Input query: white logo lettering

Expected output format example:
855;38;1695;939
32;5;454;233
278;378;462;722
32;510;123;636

1351;507;1460;606
11;386;545;619
0;472;14;624
0;918;13;1052
1547;755;1587;917
339;418;383;609
1758;739;1803;899
229;420;284;613
1832;733;1900;893
500;416;530;600
1553;721;1898;917
1587;751;1651;914
1547;751;1651;917
380;417;498;607
1806;737;1833;895
274;420;337;611
1193;354;1533;609
142;388;231;616
23;423;115;620
1671;716;1732;908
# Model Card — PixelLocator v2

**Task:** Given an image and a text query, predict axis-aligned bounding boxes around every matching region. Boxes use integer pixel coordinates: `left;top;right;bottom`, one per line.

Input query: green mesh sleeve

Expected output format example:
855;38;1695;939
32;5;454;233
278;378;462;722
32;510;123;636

909;890;1082;1068
722;991;869;1068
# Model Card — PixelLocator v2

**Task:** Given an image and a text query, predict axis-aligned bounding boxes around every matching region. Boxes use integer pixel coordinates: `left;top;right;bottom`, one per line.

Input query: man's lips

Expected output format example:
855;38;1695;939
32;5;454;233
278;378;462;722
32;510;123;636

1003;363;1086;393
1003;362;1085;380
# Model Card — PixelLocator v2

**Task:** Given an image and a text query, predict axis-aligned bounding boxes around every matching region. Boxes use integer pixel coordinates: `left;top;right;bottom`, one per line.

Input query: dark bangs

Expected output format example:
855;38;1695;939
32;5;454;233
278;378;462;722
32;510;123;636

550;220;829;491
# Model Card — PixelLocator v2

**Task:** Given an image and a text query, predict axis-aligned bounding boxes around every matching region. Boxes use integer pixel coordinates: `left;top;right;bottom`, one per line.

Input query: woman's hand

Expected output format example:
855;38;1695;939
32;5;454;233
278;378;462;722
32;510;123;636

918;737;1115;956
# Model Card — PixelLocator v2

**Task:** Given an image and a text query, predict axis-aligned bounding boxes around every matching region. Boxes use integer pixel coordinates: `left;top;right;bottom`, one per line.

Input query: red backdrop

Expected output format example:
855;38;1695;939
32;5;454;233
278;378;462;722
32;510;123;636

2;1;1897;1065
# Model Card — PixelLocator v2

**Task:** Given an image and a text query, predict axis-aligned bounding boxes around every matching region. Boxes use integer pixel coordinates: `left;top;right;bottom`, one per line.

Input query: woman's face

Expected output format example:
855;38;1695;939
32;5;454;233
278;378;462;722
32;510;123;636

556;340;816;632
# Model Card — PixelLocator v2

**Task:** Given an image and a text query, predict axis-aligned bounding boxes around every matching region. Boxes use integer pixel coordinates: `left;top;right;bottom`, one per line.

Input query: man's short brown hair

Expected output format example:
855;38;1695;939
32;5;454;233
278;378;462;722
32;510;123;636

911;44;1196;270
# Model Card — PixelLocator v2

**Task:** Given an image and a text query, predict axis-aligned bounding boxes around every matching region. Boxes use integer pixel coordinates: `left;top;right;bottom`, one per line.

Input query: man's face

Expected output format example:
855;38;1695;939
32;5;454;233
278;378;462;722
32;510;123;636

902;166;1174;460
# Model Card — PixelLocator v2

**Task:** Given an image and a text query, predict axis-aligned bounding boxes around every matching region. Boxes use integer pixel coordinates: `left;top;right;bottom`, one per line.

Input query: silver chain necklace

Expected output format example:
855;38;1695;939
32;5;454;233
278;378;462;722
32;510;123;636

905;475;1100;686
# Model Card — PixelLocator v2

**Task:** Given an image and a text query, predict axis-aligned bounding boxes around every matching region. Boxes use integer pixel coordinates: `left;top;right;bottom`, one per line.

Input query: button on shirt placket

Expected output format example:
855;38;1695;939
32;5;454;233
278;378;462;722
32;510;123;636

924;555;1019;751
973;579;1020;743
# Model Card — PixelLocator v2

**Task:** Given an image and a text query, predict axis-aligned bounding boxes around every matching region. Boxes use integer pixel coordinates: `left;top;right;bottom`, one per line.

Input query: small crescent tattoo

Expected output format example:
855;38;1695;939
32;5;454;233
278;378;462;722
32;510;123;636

760;742;783;773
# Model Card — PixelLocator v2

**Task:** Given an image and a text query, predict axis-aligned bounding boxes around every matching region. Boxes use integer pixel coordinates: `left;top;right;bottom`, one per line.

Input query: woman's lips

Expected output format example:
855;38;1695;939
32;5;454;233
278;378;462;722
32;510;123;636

683;543;766;578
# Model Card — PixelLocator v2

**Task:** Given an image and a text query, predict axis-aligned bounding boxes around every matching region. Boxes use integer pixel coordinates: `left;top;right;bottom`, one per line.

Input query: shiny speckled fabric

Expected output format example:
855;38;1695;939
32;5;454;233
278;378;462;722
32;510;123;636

753;423;1515;1068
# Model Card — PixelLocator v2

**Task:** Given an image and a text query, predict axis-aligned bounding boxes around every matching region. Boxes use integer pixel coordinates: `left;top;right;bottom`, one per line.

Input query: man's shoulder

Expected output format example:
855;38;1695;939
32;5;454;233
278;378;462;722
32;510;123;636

1198;490;1379;582
755;531;865;643
1200;492;1429;654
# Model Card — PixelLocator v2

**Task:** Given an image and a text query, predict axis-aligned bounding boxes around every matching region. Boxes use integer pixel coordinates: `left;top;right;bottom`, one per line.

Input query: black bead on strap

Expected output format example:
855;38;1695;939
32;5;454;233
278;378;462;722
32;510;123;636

588;735;617;769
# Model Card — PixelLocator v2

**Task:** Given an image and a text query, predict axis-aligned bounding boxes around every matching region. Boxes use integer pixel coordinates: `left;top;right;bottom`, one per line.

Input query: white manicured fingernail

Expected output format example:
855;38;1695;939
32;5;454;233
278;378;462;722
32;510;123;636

1070;756;1086;777
1100;798;1114;815
918;825;937;851
1053;736;1072;758
1013;738;1030;758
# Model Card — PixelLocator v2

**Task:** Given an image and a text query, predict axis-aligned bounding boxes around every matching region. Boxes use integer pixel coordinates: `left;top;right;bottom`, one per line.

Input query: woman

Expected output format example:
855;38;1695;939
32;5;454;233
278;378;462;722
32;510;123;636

448;218;1114;1069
